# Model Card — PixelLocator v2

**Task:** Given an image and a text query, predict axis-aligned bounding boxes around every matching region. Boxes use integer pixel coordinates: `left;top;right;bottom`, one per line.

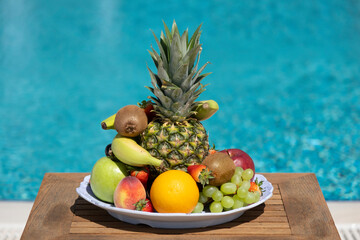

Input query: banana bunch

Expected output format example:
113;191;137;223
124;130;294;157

100;100;219;168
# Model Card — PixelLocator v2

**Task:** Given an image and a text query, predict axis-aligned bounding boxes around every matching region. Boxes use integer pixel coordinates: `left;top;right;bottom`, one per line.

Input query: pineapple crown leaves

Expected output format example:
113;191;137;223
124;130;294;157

146;20;211;122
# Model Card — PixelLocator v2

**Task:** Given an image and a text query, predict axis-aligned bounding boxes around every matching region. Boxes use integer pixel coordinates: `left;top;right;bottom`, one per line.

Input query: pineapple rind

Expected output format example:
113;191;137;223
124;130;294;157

141;119;209;172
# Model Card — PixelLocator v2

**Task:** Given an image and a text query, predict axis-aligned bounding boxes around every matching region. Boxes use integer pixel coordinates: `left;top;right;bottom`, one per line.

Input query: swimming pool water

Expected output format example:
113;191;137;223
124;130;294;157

1;0;359;200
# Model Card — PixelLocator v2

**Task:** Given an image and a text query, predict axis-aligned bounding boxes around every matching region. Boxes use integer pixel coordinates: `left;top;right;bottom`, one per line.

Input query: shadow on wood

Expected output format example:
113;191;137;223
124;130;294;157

70;197;265;235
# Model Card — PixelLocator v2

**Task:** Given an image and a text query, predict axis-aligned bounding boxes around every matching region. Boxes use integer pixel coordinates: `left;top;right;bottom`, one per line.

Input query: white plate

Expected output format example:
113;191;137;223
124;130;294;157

76;174;273;229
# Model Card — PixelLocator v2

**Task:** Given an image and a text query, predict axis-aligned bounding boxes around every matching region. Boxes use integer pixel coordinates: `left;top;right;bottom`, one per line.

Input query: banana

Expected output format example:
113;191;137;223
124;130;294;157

102;99;218;130
101;114;116;130
192;100;219;121
111;134;163;167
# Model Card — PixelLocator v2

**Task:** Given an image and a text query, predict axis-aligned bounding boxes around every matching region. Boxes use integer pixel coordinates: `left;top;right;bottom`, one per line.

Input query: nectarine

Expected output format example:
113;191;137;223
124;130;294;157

113;176;146;210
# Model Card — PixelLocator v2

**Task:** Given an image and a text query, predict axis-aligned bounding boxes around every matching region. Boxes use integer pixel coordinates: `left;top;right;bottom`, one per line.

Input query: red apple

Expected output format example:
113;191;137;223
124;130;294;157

220;149;255;177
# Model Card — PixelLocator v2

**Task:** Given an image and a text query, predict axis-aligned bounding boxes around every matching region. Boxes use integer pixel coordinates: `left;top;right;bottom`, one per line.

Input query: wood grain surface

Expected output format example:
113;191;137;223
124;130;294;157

21;173;340;240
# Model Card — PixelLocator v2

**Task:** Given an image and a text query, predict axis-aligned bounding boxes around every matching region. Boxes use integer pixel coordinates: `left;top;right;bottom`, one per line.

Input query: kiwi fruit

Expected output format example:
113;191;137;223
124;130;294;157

202;152;236;186
114;105;148;137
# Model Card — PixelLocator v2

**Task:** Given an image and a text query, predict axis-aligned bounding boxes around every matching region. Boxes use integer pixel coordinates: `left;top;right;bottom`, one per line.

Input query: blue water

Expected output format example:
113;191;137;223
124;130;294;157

1;0;359;201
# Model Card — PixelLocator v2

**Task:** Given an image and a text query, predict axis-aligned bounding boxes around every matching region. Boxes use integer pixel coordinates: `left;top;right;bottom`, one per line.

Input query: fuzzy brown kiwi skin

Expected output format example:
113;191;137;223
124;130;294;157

202;152;236;186
114;105;148;137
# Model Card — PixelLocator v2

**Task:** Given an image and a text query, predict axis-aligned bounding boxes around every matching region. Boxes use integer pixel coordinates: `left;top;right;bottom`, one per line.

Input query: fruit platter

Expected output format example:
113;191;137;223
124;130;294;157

76;173;273;229
76;20;273;229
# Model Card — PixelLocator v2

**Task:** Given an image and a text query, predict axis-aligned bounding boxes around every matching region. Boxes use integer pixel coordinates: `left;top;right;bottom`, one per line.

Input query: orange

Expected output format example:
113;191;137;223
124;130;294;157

150;170;199;213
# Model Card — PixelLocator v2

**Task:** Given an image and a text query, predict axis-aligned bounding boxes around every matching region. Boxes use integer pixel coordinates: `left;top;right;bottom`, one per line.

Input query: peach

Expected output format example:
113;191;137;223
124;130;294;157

113;176;146;210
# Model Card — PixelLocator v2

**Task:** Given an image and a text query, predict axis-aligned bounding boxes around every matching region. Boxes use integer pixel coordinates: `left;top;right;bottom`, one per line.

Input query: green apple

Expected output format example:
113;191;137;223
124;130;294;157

90;156;128;203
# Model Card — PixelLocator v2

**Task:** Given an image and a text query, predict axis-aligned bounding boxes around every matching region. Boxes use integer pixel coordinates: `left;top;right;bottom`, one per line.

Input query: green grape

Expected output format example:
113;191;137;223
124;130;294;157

212;190;223;202
244;192;256;204
209;201;223;213
198;192;208;204
232;195;245;209
203;185;218;198
232;194;241;201
242;169;254;181
235;167;244;175
240;181;251;191
220;182;237;195
230;174;242;187
192;202;204;213
221;196;235;209
254;191;261;203
237;187;248;198
223;207;232;211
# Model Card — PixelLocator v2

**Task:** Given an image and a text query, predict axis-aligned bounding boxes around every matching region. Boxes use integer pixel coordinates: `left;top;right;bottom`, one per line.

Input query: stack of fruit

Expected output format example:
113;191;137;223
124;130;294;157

89;21;263;214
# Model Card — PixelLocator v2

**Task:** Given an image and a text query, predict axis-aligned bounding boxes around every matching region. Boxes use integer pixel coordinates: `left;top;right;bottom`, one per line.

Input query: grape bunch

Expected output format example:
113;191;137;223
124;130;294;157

192;167;262;213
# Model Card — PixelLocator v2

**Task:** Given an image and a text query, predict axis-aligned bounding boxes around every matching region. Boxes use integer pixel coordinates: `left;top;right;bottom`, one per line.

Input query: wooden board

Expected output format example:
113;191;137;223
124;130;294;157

21;173;341;240
70;185;290;236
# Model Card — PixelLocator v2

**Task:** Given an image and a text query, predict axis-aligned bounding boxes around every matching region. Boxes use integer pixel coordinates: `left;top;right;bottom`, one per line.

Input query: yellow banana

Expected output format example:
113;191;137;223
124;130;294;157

111;134;163;167
192;100;219;121
101;114;116;130
102;99;218;129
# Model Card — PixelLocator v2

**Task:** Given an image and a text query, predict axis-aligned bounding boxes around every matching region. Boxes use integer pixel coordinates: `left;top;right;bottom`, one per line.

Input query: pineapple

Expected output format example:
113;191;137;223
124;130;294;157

140;21;211;172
